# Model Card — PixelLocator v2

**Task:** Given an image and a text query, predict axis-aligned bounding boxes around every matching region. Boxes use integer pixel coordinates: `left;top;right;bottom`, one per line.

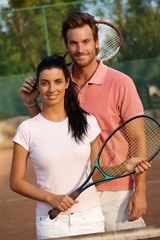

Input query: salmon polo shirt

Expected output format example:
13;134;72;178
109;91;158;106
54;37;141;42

68;61;144;191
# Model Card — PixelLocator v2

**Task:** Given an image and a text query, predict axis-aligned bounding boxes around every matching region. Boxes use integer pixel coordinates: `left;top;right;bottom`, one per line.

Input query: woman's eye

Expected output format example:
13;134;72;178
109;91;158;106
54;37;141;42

55;80;63;84
41;82;47;85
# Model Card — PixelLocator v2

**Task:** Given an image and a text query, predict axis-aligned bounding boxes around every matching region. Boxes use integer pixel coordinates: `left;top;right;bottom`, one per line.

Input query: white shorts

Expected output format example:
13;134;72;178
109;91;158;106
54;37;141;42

98;190;145;231
36;207;104;239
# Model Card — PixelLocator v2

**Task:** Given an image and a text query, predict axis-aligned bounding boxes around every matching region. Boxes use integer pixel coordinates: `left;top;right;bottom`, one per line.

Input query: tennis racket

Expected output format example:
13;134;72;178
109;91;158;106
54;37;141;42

48;114;160;220
96;20;123;62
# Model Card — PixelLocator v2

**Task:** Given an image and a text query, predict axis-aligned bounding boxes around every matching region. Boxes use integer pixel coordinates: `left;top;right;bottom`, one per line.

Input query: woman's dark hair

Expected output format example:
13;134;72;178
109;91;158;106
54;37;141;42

36;54;89;142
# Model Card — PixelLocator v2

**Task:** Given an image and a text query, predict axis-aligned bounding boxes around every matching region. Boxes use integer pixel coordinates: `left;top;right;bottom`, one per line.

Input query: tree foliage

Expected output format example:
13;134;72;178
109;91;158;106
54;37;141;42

116;0;160;61
0;0;160;75
0;0;82;75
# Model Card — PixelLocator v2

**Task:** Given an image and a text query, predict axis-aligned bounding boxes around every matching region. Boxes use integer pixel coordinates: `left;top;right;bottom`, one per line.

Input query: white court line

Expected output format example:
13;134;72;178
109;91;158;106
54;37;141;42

0;197;28;203
147;179;160;184
1;180;160;203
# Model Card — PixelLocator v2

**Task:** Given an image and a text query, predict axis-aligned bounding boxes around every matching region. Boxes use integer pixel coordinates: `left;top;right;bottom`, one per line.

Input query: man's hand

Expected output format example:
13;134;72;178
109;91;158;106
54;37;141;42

135;160;151;175
19;76;39;105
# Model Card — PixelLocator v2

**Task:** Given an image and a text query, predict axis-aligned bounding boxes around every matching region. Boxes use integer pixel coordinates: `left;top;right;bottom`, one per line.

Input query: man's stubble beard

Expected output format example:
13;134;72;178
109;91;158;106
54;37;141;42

69;53;97;69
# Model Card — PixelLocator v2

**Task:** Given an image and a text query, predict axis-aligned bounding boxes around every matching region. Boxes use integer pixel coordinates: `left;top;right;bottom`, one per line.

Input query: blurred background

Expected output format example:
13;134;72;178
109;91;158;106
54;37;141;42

0;1;160;239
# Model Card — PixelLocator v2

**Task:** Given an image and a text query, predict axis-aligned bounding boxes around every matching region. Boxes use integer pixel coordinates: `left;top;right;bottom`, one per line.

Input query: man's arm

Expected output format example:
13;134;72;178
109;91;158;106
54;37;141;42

128;172;147;221
126;117;148;221
20;76;41;117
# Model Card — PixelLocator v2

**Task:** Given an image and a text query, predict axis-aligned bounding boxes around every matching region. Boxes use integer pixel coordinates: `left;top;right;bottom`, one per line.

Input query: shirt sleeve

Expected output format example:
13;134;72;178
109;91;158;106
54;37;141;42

12;121;30;151
87;114;101;142
119;77;144;121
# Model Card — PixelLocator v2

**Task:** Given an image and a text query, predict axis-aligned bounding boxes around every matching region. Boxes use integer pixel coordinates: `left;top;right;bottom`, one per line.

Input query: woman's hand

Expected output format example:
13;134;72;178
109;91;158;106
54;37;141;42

46;193;78;212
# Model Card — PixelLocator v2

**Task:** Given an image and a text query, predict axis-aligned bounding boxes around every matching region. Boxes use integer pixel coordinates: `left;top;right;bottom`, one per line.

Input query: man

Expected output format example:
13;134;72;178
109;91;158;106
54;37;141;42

20;12;149;231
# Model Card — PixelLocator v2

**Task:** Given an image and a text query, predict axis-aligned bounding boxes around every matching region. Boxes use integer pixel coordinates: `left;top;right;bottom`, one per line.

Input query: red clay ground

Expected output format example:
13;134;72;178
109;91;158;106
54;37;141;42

0;148;160;240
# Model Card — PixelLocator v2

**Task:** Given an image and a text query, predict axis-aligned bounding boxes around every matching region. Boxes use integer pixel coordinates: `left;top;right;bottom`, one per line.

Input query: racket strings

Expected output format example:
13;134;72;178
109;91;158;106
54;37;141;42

96;22;122;61
98;117;160;177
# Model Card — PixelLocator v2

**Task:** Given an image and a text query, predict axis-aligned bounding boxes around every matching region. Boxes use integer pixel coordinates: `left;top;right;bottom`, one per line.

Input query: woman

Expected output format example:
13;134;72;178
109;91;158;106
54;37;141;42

10;55;105;239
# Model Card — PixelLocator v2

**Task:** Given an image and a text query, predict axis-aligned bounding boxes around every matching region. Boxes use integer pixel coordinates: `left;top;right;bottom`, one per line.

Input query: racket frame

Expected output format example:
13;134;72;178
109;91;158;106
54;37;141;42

76;114;160;193
96;19;123;61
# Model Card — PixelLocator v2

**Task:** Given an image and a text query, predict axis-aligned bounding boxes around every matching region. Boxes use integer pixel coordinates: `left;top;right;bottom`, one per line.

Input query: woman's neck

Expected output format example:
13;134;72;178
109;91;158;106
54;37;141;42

41;106;67;122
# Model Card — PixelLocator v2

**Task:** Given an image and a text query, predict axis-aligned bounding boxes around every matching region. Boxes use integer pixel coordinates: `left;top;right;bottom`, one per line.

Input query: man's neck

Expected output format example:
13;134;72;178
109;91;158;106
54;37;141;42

72;60;99;88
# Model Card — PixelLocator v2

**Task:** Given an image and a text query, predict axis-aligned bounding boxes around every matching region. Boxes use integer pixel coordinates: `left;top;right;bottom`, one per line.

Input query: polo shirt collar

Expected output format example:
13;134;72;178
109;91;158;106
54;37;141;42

68;60;107;85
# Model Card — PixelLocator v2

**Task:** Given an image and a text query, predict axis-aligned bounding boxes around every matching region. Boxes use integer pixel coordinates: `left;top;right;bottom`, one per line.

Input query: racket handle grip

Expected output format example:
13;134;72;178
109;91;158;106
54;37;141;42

69;190;80;200
48;190;80;220
48;208;60;220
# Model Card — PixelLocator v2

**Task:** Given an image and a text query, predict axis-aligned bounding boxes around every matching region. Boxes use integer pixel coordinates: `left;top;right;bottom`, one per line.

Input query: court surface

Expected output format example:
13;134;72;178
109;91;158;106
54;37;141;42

0;148;160;240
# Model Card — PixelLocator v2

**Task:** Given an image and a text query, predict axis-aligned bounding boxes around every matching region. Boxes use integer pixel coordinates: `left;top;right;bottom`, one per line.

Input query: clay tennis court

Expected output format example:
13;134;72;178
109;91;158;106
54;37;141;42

0;148;160;240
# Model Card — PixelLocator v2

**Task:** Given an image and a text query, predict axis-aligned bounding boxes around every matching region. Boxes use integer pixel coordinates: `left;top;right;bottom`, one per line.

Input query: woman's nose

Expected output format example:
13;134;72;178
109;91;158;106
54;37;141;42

48;83;56;92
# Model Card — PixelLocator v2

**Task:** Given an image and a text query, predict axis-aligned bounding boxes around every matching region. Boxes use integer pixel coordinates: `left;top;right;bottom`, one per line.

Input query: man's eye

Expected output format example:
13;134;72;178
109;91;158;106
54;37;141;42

70;42;76;46
83;40;90;44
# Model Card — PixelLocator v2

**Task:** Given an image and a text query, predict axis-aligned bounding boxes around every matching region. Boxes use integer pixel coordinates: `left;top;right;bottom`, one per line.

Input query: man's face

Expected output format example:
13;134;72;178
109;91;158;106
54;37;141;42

66;24;99;67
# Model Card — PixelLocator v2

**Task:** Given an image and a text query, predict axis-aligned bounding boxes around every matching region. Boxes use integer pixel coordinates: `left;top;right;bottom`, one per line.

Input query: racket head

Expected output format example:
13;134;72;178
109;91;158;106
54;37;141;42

48;115;160;220
96;20;123;62
93;115;160;180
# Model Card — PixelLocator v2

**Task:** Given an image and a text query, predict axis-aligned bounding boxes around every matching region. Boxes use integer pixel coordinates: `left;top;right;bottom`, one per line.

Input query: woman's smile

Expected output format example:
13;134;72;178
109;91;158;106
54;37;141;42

47;94;59;101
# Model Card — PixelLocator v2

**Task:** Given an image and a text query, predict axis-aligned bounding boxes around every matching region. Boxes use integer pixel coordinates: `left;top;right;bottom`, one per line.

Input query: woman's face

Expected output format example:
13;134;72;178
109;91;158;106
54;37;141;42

38;68;69;107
